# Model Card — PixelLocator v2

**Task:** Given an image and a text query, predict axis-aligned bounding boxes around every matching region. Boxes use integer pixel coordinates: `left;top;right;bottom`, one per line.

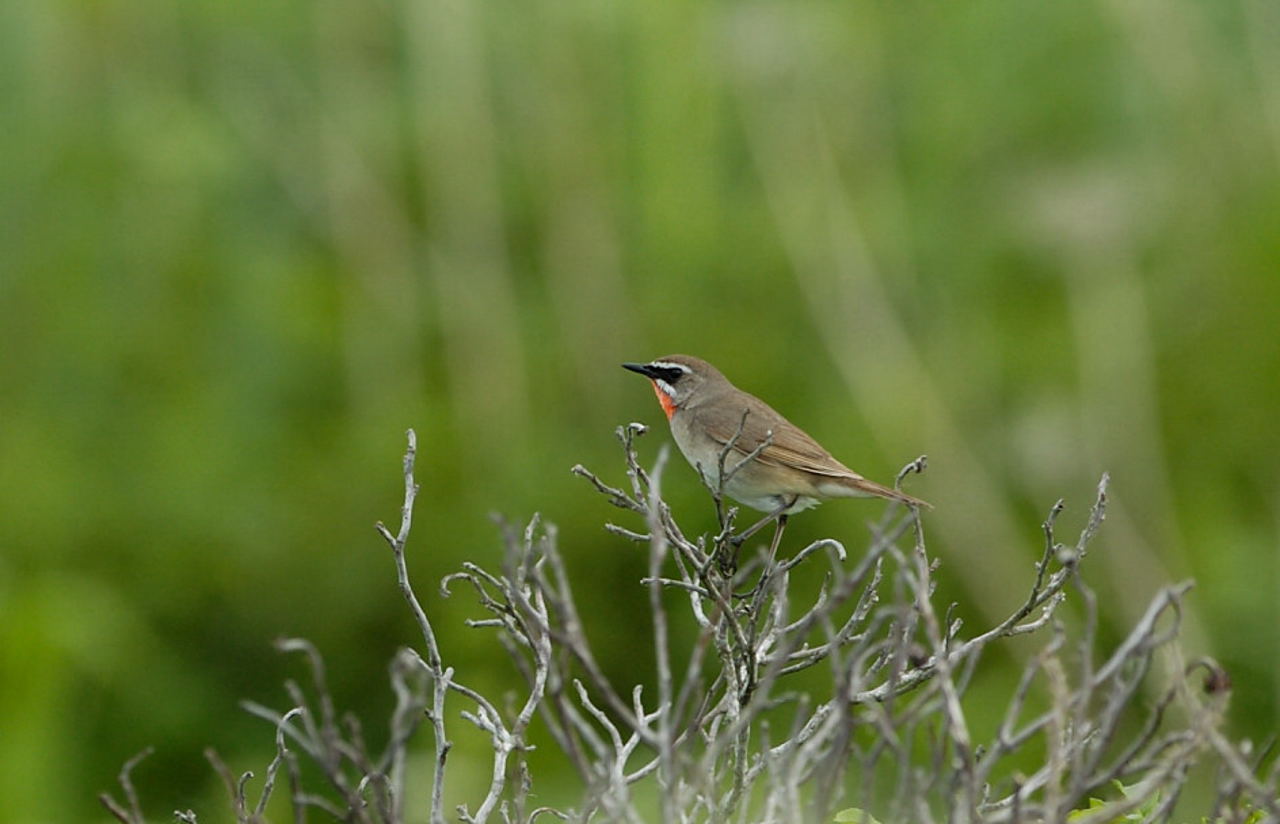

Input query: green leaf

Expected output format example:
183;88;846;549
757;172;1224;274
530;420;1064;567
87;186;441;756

1067;796;1110;821
1067;782;1161;823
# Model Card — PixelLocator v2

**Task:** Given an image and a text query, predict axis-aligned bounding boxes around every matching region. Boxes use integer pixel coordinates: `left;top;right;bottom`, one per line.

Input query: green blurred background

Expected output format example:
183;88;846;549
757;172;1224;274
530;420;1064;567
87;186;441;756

3;0;1280;820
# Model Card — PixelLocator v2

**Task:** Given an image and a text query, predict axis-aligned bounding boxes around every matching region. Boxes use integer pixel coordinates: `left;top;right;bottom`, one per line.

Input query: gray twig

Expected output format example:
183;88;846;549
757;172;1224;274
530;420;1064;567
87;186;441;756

105;433;1272;824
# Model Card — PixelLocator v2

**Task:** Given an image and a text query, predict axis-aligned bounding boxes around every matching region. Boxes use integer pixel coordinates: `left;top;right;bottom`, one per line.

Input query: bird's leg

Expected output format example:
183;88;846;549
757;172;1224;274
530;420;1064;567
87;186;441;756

730;505;794;599
730;498;794;548
766;513;789;562
723;498;794;578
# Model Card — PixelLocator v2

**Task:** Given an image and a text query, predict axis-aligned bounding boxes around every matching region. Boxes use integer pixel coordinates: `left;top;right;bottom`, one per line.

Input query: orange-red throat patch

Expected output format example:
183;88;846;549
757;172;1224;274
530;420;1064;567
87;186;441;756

651;381;676;420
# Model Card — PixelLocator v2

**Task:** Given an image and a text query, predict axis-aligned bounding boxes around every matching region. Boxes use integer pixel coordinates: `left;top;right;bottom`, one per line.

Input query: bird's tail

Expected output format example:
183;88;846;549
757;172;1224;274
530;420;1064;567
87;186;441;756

833;475;932;509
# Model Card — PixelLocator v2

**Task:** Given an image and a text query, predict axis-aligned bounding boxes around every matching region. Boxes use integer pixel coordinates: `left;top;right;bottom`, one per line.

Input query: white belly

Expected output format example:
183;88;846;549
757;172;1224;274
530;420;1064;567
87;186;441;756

728;488;822;515
691;456;822;514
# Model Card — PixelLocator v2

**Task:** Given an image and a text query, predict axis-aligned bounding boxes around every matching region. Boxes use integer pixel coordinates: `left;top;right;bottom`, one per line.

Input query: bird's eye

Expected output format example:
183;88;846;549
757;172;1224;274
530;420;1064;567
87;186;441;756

658;367;685;384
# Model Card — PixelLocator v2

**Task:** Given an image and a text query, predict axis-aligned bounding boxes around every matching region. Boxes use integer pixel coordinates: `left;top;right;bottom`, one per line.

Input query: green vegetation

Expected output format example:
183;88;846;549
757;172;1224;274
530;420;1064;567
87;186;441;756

2;0;1278;820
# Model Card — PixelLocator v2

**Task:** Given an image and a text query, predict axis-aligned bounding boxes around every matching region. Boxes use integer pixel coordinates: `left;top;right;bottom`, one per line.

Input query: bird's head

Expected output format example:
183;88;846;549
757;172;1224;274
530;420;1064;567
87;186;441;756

622;355;725;419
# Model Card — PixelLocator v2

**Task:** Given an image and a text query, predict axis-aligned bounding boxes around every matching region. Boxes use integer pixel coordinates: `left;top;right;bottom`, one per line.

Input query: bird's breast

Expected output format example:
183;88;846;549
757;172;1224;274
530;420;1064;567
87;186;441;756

667;410;724;480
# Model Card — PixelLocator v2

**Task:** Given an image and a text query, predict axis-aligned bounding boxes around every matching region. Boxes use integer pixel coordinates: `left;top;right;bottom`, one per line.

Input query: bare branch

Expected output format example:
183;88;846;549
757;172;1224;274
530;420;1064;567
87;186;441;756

105;436;1269;824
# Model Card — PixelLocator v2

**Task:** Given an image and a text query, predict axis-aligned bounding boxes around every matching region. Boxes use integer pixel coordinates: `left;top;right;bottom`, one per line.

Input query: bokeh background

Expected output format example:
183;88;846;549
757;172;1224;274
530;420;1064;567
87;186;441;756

3;0;1280;820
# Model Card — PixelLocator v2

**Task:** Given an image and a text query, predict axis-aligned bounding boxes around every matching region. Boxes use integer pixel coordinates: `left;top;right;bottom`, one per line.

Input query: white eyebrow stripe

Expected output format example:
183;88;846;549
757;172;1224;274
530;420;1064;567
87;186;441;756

650;361;691;373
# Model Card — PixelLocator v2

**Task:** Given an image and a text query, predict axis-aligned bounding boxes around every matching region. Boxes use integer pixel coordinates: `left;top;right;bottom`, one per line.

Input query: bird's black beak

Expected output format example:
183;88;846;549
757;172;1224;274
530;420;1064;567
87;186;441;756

622;362;658;379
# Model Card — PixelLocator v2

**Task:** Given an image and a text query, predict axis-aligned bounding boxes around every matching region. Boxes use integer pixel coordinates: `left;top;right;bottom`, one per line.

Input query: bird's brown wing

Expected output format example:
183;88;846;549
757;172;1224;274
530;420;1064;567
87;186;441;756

694;397;860;479
693;395;932;507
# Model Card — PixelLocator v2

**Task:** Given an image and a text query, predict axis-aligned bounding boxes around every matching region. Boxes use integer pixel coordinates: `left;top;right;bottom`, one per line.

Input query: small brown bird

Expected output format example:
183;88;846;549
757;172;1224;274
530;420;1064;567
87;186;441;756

623;354;928;554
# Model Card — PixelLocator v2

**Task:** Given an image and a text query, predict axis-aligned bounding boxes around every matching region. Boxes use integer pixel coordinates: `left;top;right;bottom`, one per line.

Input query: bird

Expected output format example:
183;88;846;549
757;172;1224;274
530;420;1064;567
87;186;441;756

623;354;928;558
